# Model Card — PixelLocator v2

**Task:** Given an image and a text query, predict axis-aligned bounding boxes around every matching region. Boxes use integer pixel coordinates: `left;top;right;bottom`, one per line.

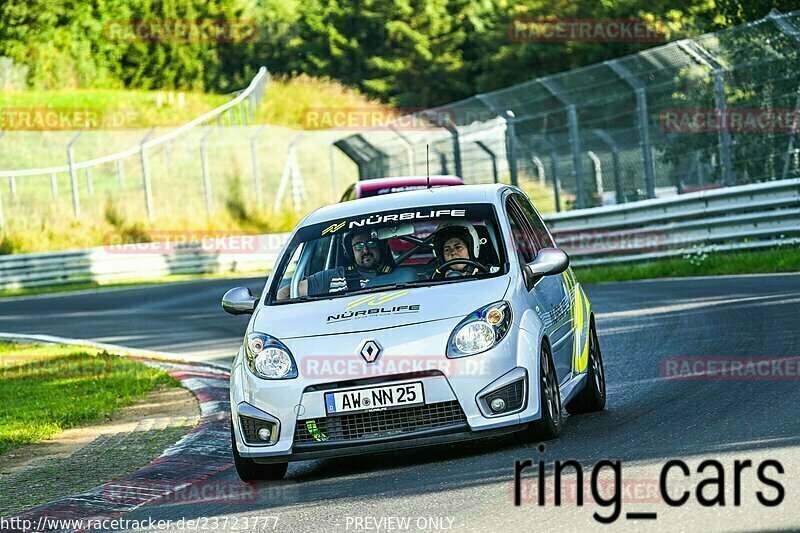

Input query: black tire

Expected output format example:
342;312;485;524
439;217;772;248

567;317;606;415
525;342;563;441
231;419;288;482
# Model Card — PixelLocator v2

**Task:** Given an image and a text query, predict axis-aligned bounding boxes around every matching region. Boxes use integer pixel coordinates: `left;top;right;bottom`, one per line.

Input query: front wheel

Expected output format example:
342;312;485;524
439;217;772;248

567;317;606;415
525;342;563;441
231;419;288;482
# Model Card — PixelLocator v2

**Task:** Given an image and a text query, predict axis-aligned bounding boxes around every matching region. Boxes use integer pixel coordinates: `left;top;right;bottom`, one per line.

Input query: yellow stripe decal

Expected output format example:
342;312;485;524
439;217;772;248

573;285;590;373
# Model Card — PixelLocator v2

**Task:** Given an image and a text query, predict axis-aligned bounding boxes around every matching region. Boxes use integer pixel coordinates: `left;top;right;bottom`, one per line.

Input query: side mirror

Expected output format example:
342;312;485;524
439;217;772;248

222;287;259;315
523;248;569;290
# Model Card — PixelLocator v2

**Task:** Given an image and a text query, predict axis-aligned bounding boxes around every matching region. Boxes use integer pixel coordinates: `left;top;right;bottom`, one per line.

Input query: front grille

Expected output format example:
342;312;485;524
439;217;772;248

485;379;525;412
239;415;277;444
294;400;467;444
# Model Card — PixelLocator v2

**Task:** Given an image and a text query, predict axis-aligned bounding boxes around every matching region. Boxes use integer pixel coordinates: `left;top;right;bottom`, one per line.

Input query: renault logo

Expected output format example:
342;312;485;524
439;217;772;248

358;339;382;363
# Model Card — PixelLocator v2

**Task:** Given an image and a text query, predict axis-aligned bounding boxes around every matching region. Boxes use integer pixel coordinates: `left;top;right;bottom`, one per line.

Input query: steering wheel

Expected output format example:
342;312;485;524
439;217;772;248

432;259;489;279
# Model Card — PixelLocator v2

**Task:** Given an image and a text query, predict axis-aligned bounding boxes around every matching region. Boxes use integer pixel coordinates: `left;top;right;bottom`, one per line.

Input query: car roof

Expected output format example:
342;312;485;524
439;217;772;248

303;183;511;226
356;175;463;196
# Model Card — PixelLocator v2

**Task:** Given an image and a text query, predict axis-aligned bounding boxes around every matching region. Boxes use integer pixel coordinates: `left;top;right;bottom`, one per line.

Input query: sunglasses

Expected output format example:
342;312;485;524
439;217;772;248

352;240;379;251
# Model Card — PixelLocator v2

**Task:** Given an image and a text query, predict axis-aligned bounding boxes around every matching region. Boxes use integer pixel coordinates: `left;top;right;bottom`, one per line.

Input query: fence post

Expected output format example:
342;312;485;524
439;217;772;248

550;151;561;212
540;79;585;208
389;124;416;175
139;128;155;221
593;129;623;203
475;141;499;184
678;41;734;186
767;11;800;180
587;151;604;197
50;172;58;199
333;138;369;182
200;128;213;216
67;131;82;219
534;135;561;213
329;144;339;202
636;87;656;197
250;126;265;206
426;111;462;178
531;156;545;186
289;147;307;213
476;96;519;186
605;60;656;199
0;132;17;201
85;167;94;195
116;160;125;188
505;112;519;186
567;105;585;207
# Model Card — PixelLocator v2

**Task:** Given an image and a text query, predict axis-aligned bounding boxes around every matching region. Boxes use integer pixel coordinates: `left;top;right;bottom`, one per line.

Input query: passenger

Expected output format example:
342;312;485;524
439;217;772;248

276;229;394;299
432;223;484;277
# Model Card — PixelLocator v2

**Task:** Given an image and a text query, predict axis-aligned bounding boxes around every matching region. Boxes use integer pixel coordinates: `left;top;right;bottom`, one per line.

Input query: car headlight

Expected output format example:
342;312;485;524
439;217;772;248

447;301;512;358
244;332;298;379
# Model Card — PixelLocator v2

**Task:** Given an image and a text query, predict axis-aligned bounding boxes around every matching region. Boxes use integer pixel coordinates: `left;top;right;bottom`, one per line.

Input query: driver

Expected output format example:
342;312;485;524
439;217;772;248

276;228;394;299
432;223;483;277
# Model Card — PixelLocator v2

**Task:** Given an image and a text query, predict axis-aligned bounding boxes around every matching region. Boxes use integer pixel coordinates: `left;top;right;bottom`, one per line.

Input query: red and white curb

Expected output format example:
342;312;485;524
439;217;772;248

0;334;235;533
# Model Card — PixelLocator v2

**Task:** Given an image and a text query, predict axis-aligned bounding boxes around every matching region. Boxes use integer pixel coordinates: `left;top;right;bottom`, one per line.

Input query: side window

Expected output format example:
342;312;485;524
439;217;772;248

278;243;305;291
514;194;555;249
307;236;332;273
505;198;536;264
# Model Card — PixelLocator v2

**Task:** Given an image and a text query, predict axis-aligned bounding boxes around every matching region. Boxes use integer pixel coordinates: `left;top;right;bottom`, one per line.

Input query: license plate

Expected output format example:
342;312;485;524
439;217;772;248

325;382;424;415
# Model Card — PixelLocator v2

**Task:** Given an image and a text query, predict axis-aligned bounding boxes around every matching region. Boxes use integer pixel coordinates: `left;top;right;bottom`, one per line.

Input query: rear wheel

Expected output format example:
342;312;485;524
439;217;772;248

525;342;562;441
567;318;606;415
231;419;288;482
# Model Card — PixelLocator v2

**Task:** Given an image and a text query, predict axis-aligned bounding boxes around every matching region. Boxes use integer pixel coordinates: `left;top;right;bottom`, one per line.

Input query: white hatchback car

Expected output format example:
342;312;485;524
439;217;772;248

223;184;606;481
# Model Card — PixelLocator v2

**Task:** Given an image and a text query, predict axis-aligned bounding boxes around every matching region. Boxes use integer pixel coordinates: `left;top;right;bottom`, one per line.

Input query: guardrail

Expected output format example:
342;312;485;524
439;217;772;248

544;178;800;267
0;67;270;226
0;234;289;291
0;68;269;180
1;179;797;290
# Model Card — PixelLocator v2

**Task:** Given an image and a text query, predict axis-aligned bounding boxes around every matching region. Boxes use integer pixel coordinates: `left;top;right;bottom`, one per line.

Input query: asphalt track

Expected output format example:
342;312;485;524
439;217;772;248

2;273;799;532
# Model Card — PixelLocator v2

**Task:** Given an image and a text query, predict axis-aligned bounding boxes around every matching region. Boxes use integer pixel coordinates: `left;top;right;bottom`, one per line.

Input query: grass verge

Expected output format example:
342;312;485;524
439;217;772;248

575;246;800;284
0;75;377;130
0;342;177;456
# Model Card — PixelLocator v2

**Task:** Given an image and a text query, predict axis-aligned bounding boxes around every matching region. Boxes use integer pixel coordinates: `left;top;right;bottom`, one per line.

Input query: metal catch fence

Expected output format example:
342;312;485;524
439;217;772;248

333;9;800;212
0;67;270;229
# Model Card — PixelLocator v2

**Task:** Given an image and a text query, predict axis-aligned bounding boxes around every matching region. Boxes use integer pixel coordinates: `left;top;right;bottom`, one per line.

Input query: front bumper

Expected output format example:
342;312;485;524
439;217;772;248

230;320;544;462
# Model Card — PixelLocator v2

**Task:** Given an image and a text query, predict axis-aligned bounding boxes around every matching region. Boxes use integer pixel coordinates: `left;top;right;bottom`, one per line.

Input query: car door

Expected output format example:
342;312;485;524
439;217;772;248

508;193;574;385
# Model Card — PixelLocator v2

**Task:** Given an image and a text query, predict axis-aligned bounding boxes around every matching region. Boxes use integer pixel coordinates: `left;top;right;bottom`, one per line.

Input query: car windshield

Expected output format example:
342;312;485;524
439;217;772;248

268;203;506;305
